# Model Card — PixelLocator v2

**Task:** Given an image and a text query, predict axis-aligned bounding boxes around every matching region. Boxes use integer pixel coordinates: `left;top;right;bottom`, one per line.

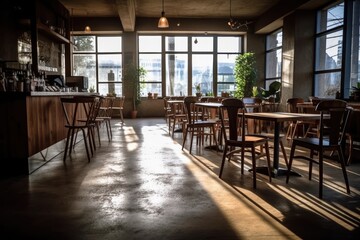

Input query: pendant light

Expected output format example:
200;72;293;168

158;0;169;28
84;25;92;33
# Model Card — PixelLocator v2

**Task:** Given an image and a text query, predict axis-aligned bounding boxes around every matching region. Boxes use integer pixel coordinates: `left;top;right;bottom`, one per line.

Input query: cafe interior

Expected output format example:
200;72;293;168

0;0;360;239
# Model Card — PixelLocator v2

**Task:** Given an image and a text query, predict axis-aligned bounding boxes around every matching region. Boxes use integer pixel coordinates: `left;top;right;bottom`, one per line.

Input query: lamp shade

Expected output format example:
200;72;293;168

84;26;91;33
158;12;169;28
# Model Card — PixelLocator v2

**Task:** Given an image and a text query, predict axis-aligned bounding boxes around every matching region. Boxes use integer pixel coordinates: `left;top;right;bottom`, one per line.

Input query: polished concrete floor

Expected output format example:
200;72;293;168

0;118;359;239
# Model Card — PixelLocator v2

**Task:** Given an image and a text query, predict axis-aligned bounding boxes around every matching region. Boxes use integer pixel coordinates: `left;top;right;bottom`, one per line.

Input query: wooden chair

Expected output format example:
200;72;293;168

163;96;172;123
218;98;272;189
112;96;125;124
60;96;100;162
286;99;351;198
167;99;187;138
182;96;218;154
285;97;305;140
242;97;288;168
97;96;115;141
345;108;360;165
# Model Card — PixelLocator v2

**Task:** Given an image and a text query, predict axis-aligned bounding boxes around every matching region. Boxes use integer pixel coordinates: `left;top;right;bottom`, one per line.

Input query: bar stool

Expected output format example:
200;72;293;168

60;95;100;162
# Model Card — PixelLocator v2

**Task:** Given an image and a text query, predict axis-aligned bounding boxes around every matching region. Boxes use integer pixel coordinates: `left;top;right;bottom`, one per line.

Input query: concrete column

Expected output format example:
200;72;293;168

282;10;316;106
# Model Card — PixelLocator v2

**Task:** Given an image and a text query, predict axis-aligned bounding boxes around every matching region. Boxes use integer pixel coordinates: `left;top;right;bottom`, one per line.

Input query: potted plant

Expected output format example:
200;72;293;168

195;83;202;97
258;81;282;102
123;64;147;118
350;82;360;101
89;85;95;93
234;52;257;98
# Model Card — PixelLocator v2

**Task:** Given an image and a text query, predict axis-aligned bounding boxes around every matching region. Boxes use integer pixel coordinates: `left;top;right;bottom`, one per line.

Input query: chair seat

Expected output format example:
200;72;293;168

292;137;336;148
227;135;267;144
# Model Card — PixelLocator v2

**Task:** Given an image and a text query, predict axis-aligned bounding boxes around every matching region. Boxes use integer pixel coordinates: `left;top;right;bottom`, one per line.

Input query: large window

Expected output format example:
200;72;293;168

347;0;360;98
217;37;241;96
138;36;162;96
72;35;122;96
265;29;282;88
314;2;344;98
139;35;242;97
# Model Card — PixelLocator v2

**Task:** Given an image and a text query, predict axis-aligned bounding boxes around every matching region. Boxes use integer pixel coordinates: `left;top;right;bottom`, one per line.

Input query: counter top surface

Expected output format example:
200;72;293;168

29;91;96;96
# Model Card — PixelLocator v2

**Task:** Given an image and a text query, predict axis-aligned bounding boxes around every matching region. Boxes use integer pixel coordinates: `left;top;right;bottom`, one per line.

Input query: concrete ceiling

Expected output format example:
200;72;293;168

58;0;334;32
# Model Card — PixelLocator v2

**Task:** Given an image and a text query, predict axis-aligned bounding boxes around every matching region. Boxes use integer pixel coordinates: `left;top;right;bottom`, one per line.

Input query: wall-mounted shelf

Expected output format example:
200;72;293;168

37;22;69;44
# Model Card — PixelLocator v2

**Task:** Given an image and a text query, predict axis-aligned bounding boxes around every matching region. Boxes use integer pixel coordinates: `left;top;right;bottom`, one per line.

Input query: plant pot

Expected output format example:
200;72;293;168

196;92;202;97
131;110;138;119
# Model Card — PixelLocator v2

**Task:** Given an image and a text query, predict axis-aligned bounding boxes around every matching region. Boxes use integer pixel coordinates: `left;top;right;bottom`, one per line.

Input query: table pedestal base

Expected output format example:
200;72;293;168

250;166;301;178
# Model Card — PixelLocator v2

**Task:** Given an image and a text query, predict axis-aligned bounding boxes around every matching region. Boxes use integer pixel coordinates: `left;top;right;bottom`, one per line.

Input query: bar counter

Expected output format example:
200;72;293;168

0;91;95;176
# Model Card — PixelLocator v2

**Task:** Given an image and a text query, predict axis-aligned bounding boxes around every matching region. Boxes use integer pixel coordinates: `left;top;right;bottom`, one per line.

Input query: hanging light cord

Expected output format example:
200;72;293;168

228;0;252;30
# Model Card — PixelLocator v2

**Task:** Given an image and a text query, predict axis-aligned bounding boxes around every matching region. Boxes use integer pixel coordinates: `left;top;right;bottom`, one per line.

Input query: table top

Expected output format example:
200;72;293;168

195;102;222;108
245;112;321;122
167;100;184;104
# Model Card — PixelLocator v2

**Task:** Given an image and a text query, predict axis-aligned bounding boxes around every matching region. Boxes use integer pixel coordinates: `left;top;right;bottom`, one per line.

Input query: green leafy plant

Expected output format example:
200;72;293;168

123;64;147;111
257;81;282;102
195;83;201;93
89;85;95;93
234;52;257;98
351;82;360;94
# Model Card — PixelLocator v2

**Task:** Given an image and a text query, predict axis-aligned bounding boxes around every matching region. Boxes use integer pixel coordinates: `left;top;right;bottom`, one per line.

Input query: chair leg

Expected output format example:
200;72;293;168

189;129;194;154
82;129;91;162
182;127;188;150
219;143;228;178
280;139;289;168
265;142;272;182
338;147;351;194
318;150;323;199
347;135;353;166
251;147;257;189
286;144;296;183
120;109;124;124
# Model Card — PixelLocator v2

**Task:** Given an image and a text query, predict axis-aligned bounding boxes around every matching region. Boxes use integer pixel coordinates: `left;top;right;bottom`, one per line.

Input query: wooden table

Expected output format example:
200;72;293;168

244;112;322;177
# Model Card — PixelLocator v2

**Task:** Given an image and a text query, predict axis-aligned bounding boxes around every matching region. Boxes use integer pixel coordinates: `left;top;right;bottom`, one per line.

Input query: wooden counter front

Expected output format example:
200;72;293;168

0;92;92;176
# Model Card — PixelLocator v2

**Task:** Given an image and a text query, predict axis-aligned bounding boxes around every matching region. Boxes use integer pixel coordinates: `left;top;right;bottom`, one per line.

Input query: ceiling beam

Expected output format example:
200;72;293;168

115;0;136;32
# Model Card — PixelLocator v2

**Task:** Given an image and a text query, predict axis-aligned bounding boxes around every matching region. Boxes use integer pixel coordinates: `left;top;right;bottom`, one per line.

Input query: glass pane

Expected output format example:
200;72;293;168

347;0;360;98
317;2;344;33
73;36;95;52
192;37;213;52
315;30;343;71
98;54;122;82
139;54;161;96
139;36;161;52
72;54;96;91
218;37;241;52
166;54;188;96
97;36;121;52
217;83;235;97
266;29;282;50
314;72;341;98
98;83;123;97
217;54;236;84
142;83;162;97
266;49;282;78
192;54;213;95
165;36;188;51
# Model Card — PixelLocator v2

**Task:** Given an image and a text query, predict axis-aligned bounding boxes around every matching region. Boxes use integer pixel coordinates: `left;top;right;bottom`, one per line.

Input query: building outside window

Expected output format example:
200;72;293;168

347;0;360;98
138;36;162;97
217;37;241;96
139;35;242;97
265;29;283;89
72;35;122;96
314;1;344;98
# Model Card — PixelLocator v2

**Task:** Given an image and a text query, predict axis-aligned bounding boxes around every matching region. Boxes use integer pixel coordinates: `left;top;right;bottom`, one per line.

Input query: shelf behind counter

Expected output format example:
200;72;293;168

0;91;96;177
